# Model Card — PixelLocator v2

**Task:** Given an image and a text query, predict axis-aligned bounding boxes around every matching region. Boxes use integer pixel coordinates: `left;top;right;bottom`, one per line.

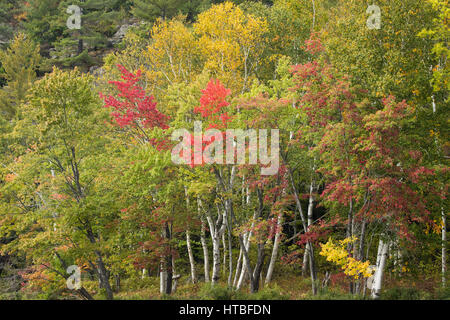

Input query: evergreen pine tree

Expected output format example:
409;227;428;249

0;33;41;120
131;0;185;22
0;1;25;45
51;0;127;68
22;0;63;53
0;2;14;44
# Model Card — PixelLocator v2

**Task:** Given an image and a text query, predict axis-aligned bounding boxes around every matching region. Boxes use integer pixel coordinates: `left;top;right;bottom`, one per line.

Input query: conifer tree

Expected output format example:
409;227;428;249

0;33;41;120
0;0;24;44
131;0;185;21
22;0;63;53
52;0;125;68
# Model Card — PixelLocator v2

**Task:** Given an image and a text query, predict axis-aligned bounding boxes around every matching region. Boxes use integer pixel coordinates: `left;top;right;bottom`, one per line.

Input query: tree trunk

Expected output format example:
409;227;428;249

431;95;446;287
305;181;316;278
186;229;197;283
206;205;226;285
306;241;317;294
358;219;367;261
77;38;83;55
184;187;197;284
222;231;227;277
211;232;221;284
236;232;251;289
141;248;148;279
346;198;354;294
233;247;243;287
76;287;94;300
238;235;257;293
160;254;173;295
233;174;248;287
95;250;113;300
301;183;315;277
371;239;389;299
172;274;181;293
227;216;233;286
160;222;173;295
236;215;256;289
85;222;113;299
264;213;283;285
302;246;309;276
200;212;210;282
253;242;266;292
287;165;317;295
54;251;94;300
355;219;367;294
160;263;167;294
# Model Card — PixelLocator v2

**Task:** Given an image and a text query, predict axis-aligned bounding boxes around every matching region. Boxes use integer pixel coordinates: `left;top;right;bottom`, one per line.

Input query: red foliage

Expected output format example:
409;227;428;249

290;38;435;245
100;65;170;149
303;32;324;55
194;79;232;130
180;79;233;167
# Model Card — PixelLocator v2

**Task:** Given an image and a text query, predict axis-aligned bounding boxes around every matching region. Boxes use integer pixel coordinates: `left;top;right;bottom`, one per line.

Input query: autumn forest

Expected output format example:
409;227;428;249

0;0;448;301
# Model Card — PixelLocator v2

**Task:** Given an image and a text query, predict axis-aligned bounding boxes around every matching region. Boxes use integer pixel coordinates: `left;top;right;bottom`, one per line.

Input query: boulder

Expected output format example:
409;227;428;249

110;22;141;45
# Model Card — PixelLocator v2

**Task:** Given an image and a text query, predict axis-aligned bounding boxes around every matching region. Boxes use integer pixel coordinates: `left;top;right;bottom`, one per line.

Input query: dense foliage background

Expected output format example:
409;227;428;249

0;0;448;300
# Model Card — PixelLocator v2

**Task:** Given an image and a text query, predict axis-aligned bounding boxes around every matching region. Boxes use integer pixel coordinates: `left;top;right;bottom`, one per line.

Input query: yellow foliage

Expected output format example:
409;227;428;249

193;2;268;93
146;16;201;88
425;219;444;235
320;237;374;280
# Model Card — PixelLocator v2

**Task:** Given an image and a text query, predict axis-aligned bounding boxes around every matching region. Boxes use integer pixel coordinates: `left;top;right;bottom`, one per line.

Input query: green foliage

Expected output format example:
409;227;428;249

304;287;365;300
381;287;431;300
436;285;450;300
0;0;447;301
198;283;289;300
22;0;64;48
132;0;209;22
418;0;449;98
52;0;125;69
324;0;436;107
123;276;159;291
0;1;24;43
0;33;41;120
199;283;242;300
250;285;289;300
0;67;116;300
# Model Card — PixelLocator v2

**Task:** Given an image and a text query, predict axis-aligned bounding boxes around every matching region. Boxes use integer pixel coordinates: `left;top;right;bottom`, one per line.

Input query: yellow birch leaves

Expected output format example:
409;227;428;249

146;16;200;87
320;237;374;279
194;2;268;93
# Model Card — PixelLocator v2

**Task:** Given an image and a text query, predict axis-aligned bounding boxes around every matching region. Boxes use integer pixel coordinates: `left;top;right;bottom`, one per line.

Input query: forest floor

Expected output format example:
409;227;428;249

106;271;447;300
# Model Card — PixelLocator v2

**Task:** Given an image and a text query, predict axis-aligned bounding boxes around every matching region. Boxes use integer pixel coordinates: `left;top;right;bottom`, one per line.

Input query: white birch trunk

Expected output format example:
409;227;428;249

185;187;197;283
371;239;389;299
207;206;227;284
222;231;227;276
200;216;210;282
236;231;252;289
302;182;315;276
233;247;243;287
160;268;167;294
264;214;283;285
432;95;447;287
234;179;250;287
186;229;197;283
236;213;257;289
210;232;221;284
302;247;309;276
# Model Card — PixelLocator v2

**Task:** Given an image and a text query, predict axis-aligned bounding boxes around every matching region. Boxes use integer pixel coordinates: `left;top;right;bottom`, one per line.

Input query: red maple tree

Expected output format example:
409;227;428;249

101;65;170;149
